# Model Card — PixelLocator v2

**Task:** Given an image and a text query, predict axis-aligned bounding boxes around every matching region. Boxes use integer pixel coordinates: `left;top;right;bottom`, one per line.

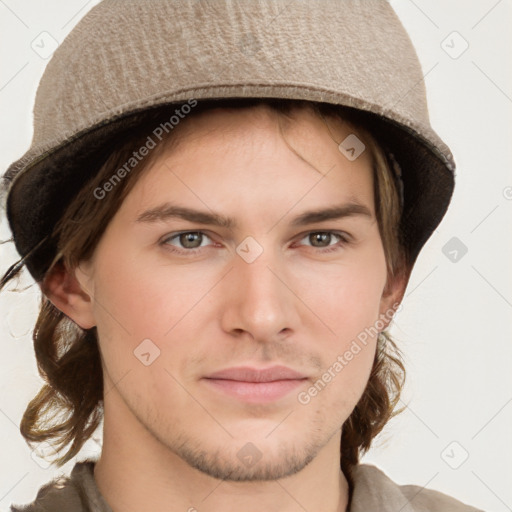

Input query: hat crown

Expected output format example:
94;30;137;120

33;0;430;150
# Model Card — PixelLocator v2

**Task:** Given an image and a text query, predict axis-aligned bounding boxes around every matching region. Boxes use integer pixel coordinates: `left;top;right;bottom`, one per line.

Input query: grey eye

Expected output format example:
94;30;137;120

307;232;336;247
178;232;204;248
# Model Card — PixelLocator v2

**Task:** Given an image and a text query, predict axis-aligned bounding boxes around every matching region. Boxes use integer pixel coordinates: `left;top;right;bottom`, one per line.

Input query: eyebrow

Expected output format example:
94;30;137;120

135;202;373;228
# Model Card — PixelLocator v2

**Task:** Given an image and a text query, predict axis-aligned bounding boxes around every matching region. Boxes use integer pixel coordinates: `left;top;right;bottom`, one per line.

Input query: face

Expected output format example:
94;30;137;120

74;105;402;481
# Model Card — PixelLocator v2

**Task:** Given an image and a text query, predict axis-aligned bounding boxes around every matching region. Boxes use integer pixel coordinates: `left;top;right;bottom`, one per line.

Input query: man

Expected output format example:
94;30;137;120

1;1;484;510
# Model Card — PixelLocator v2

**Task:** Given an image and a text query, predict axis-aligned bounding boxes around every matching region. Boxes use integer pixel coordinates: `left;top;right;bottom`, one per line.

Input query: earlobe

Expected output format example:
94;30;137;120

40;261;96;329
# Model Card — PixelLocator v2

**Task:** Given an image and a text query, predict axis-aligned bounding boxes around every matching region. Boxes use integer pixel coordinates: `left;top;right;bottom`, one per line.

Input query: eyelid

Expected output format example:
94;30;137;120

160;230;215;247
294;229;352;243
293;231;352;252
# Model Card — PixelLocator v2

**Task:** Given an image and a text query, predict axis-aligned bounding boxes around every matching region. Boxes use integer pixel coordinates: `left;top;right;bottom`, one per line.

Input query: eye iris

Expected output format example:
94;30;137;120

180;232;202;248
310;232;331;247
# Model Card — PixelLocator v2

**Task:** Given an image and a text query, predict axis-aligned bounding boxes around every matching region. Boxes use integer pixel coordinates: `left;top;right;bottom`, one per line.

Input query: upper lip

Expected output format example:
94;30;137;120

204;365;307;383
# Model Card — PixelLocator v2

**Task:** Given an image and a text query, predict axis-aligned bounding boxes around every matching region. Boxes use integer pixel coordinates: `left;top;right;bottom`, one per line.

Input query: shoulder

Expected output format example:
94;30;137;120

9;459;110;512
10;471;82;512
351;464;485;512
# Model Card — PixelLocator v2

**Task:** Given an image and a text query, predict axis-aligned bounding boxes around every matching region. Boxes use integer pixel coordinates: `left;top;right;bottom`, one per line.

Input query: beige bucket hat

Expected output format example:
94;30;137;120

2;0;455;281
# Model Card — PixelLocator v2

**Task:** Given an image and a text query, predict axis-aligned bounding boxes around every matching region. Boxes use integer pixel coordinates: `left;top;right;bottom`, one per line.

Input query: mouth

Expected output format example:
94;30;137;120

202;365;309;403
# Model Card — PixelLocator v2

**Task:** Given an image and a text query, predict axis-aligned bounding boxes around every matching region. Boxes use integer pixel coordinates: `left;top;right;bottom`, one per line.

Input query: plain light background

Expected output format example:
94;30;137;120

0;1;511;511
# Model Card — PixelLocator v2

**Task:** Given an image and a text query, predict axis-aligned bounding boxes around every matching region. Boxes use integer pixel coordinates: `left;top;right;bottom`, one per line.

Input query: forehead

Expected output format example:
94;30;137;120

165;104;368;166
120;103;376;220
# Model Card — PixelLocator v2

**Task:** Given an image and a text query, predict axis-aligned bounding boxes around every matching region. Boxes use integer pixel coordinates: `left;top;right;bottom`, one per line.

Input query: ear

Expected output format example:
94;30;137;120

40;261;96;329
378;269;409;331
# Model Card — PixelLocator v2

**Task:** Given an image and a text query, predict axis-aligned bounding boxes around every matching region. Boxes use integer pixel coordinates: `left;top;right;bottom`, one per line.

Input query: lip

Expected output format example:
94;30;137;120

202;365;308;403
205;365;307;382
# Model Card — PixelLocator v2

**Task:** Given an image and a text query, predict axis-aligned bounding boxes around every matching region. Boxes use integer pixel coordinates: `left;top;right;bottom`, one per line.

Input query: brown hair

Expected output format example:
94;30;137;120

1;98;407;487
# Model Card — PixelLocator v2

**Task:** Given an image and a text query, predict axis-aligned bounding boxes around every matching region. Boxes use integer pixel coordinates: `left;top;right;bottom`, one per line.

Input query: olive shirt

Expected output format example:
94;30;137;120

10;460;483;512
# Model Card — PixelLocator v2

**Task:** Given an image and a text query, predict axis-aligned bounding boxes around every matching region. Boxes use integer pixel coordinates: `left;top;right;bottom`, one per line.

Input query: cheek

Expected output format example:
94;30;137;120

292;247;386;397
88;251;225;393
297;277;379;418
87;254;207;402
90;245;203;338
297;252;387;343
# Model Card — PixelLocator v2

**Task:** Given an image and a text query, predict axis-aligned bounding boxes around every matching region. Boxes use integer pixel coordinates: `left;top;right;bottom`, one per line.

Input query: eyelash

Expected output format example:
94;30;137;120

159;230;351;255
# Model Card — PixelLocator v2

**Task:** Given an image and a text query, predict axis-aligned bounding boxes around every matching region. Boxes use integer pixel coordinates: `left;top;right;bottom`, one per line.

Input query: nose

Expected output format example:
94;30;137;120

219;246;301;343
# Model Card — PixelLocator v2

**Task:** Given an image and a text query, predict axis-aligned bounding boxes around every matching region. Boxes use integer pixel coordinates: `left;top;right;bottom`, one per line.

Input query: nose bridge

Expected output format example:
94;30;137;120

220;241;299;340
240;249;282;304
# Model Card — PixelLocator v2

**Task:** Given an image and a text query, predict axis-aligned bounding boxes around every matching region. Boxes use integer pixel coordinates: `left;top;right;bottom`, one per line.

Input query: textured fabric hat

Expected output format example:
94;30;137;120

2;0;455;282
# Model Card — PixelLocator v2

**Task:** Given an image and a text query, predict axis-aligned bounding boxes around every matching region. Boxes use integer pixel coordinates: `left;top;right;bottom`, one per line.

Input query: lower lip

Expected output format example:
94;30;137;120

202;378;307;403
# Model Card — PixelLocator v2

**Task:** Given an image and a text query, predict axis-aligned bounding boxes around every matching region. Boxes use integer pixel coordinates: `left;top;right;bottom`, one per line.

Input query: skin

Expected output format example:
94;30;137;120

45;104;405;512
